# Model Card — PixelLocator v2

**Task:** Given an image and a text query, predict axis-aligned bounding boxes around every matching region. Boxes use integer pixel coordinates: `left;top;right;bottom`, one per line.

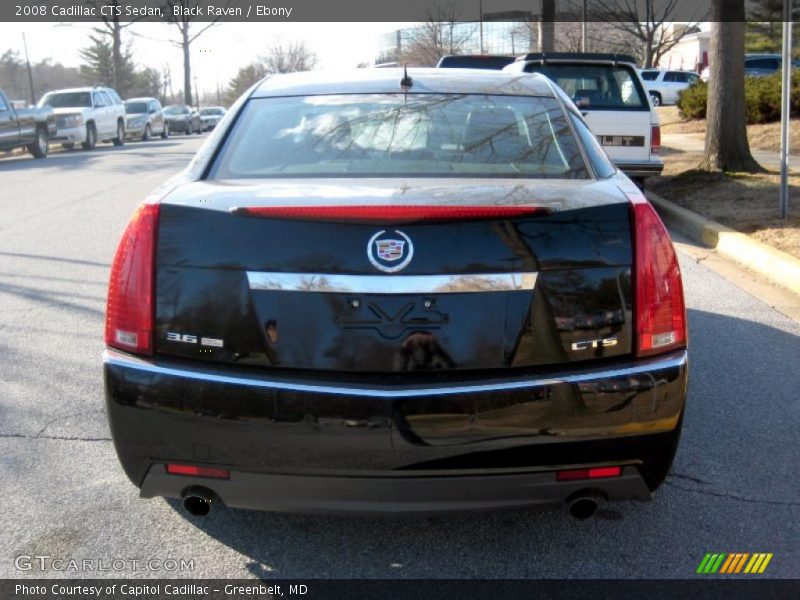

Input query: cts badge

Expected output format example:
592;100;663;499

367;229;414;273
571;337;619;351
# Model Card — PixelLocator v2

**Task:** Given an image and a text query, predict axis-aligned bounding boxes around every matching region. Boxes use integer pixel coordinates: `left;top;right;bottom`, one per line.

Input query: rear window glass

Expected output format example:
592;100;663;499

125;102;148;114
211;94;589;180
524;64;649;110
38;92;92;108
640;70;659;81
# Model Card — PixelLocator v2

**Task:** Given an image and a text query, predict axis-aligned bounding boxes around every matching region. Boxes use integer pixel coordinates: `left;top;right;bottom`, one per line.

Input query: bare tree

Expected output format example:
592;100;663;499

701;1;762;172
82;1;147;94
261;41;318;74
162;0;223;105
594;0;704;68
400;2;476;66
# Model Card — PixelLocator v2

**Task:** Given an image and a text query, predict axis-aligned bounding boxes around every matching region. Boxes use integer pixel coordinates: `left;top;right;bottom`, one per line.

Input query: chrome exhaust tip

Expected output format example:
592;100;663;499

181;487;215;517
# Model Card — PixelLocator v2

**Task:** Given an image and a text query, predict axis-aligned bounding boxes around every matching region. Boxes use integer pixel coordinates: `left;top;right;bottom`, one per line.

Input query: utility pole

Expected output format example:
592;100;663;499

21;33;35;105
479;0;484;54
193;75;199;110
779;0;792;219
581;0;587;52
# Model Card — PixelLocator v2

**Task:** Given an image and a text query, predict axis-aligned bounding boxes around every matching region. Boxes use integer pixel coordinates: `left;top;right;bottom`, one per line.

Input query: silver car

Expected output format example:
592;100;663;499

199;106;226;131
124;97;169;141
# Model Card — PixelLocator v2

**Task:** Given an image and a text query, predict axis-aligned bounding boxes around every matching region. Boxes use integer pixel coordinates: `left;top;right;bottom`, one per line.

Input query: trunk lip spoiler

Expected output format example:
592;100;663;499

103;348;687;399
246;271;539;294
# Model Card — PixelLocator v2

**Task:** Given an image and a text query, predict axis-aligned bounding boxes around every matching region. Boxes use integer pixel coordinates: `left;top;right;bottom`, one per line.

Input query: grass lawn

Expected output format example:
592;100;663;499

648;143;800;259
656;106;800;153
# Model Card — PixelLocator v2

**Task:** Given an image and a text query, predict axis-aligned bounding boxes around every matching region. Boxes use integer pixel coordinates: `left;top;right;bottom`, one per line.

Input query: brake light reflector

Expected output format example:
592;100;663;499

166;464;230;479
231;205;551;222
651;125;661;154
556;466;622;481
628;192;686;357
104;203;159;355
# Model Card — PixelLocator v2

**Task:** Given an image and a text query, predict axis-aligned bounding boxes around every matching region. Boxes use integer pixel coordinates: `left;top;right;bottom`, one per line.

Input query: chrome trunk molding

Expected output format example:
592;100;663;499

246;272;539;294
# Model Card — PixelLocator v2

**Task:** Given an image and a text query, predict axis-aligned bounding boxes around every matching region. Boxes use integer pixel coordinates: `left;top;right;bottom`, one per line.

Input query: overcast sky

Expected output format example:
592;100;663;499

0;22;406;95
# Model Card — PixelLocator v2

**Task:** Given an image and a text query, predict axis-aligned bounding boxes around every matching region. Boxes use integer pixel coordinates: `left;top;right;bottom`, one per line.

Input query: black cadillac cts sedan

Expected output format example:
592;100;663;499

104;69;687;518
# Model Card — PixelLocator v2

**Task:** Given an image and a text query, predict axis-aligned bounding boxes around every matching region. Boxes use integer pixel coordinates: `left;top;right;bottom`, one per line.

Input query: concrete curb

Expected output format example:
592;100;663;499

647;191;800;296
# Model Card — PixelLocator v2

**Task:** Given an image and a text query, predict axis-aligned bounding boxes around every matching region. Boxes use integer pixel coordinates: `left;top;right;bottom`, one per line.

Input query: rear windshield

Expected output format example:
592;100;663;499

124;102;148;114
211;94;589;179
201;108;225;115
524;64;649;110
640;70;659;81
38;92;92;108
165;106;189;114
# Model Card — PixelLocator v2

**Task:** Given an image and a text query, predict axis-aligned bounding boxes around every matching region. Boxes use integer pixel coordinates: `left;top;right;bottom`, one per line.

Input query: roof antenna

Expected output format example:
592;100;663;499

400;64;413;89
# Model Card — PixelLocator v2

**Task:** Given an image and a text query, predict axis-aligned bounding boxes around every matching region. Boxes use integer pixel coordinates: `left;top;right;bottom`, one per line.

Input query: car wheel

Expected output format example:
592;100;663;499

649;92;662;107
142;124;151;142
112;120;125;146
161;123;169;139
28;126;49;159
186;122;193;135
81;123;97;150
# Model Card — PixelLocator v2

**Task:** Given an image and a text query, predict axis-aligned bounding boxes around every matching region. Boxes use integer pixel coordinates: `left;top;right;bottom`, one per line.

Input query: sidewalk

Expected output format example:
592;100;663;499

661;132;800;172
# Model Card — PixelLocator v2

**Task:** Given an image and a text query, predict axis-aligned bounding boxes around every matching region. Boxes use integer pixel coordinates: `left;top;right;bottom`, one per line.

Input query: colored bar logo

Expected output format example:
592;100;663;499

697;553;773;574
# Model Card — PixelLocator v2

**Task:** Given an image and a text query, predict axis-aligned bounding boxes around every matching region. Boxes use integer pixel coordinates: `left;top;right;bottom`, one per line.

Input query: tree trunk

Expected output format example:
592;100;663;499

538;0;555;52
701;1;762;172
112;21;122;93
182;26;192;106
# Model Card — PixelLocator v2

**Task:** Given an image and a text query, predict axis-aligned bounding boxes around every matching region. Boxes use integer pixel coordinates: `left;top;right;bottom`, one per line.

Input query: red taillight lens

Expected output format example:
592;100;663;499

166;464;230;479
651;125;661;154
628;192;686;357
104;203;159;355
556;466;622;481
231;205;550;222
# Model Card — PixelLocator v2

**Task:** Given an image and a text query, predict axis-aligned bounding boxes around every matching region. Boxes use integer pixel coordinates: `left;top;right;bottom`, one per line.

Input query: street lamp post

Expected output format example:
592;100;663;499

779;0;793;219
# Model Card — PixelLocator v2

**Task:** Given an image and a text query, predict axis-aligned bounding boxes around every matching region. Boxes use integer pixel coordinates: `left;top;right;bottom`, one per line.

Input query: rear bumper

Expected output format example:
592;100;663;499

104;349;687;513
617;160;664;179
142;464;651;515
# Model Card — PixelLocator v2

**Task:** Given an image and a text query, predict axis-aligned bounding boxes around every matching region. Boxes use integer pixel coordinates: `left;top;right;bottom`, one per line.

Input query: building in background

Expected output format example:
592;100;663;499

657;29;711;73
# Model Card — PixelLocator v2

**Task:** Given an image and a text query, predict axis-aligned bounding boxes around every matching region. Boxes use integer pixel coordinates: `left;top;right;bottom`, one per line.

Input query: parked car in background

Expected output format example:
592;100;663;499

38;86;126;150
0;88;56;158
124;97;169;141
437;55;517;70
504;53;662;187
104;68;687;519
199;106;226;131
163;105;202;135
700;53;800;81
639;69;701;106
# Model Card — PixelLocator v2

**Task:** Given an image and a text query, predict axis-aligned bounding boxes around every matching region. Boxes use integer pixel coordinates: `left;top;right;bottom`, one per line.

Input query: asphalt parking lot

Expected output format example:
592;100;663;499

0;136;798;579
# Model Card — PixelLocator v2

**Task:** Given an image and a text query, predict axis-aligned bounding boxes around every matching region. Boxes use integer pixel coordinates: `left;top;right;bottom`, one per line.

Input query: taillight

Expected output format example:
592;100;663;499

651;125;661;154
166;464;229;479
105;203;159;355
628;192;686;357
556;466;622;481
231;205;551;222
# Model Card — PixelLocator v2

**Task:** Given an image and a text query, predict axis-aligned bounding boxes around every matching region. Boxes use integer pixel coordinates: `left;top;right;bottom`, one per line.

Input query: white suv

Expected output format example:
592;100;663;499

639;69;700;106
504;53;662;186
38;87;126;150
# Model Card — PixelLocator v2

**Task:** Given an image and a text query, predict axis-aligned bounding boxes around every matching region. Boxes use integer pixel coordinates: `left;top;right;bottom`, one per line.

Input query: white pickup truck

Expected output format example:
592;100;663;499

503;53;663;187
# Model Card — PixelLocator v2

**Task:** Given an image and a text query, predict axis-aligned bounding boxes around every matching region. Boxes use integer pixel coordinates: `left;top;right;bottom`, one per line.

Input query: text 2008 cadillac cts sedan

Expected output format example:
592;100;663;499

104;69;687;518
